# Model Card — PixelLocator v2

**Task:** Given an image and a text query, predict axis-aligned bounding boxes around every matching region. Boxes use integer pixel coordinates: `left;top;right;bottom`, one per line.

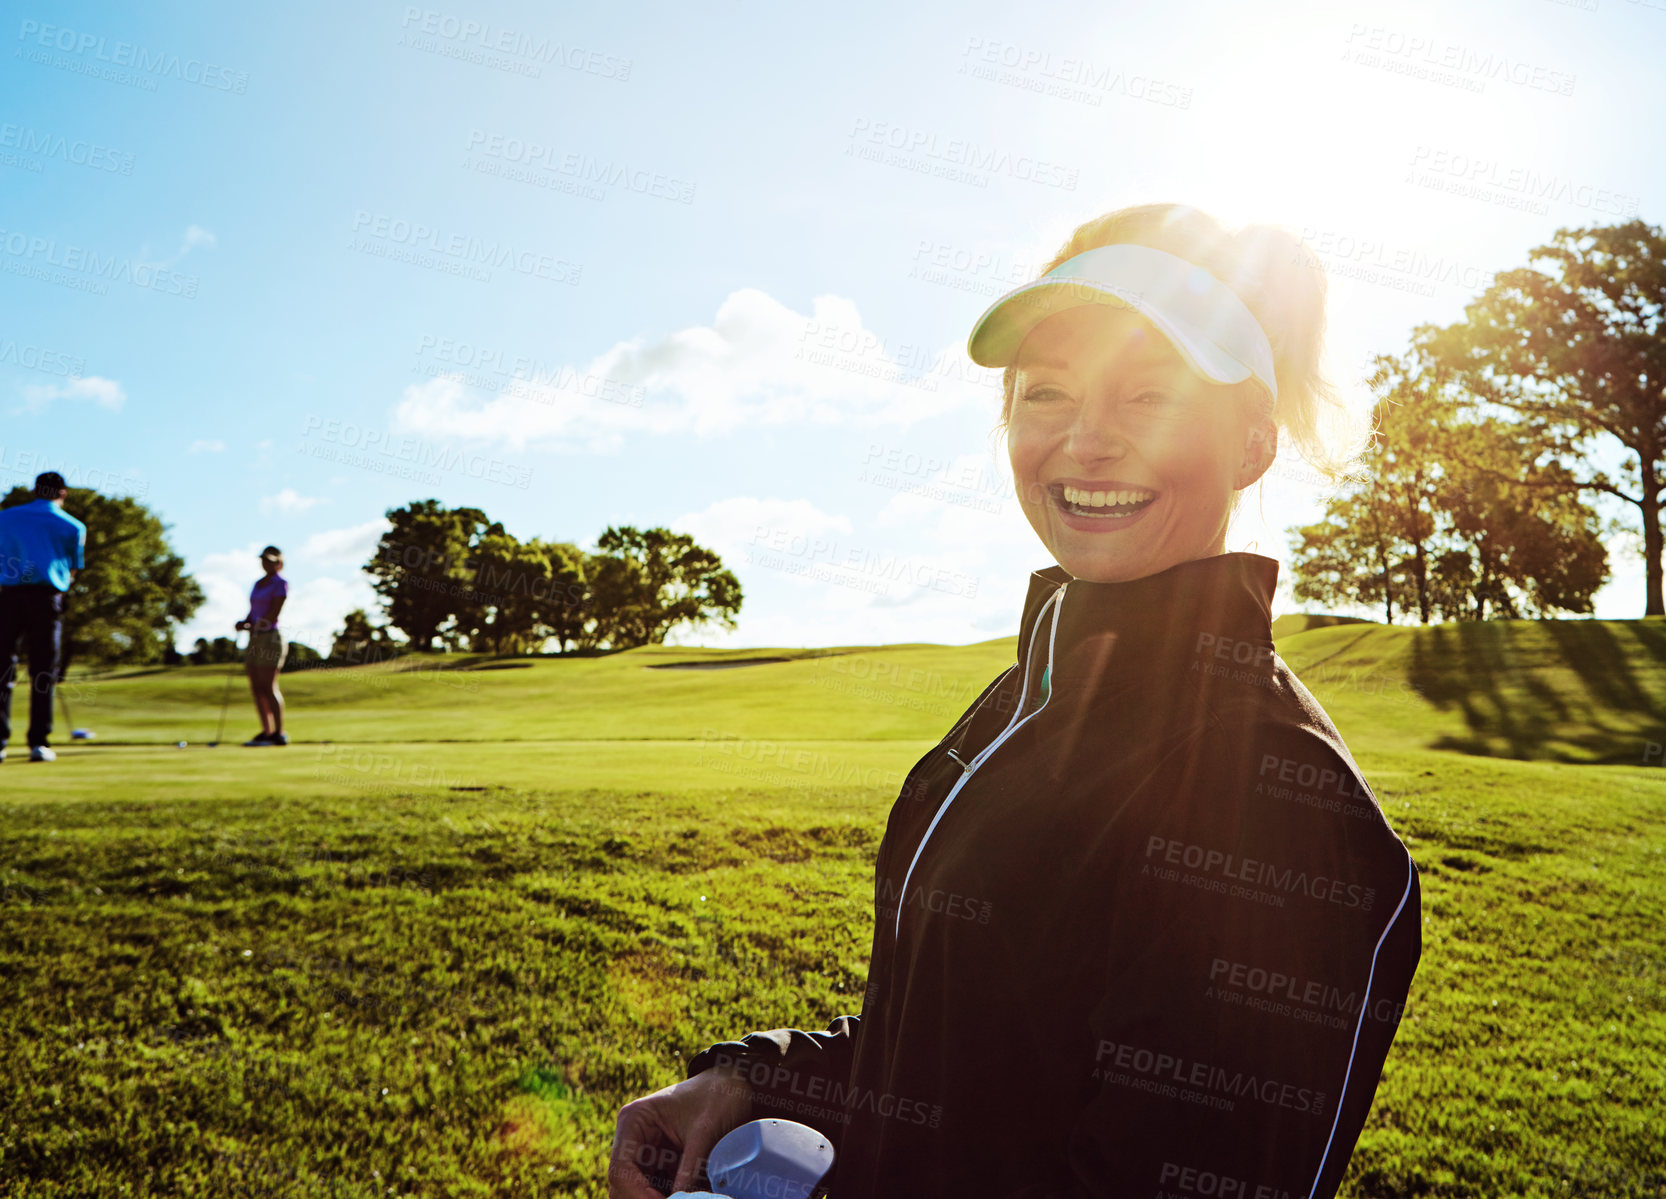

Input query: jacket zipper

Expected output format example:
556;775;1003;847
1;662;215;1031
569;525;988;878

892;582;1067;940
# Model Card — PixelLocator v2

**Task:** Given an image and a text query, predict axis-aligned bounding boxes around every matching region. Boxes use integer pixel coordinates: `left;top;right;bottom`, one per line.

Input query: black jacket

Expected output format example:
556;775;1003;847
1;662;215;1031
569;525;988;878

688;553;1421;1199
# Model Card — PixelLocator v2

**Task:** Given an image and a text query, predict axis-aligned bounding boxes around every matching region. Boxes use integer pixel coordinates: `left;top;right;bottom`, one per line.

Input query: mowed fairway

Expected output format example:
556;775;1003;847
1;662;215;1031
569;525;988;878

2;626;1664;1197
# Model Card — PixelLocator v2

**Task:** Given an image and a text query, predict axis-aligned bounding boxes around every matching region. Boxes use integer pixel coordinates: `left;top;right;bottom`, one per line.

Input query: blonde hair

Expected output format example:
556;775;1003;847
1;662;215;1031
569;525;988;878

994;203;1367;484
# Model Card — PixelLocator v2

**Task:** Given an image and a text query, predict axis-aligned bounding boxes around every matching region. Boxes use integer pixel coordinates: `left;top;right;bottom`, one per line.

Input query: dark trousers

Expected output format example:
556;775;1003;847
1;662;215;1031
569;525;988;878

0;586;63;749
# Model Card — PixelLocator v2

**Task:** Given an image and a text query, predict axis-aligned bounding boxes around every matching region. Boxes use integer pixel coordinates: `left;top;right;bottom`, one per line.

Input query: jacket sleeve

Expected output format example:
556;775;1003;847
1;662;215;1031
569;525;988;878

685;1015;861;1148
1008;733;1422;1199
678;665;1018;1149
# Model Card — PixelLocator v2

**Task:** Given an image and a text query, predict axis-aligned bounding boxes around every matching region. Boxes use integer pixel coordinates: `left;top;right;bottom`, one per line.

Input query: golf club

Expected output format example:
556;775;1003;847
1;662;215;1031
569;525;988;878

208;634;241;748
57;684;94;740
666;1119;833;1199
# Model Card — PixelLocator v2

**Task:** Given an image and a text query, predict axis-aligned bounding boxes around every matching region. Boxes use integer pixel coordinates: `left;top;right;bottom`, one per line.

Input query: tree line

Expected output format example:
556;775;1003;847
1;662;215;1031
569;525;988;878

184;635;323;670
0;487;741;666
329;499;742;659
1289;351;1607;622
1290;217;1665;622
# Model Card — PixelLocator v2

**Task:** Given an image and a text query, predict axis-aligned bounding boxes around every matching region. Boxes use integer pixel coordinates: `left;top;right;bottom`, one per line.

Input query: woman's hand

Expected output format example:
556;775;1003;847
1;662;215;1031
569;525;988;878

235;620;251;632
609;1062;754;1198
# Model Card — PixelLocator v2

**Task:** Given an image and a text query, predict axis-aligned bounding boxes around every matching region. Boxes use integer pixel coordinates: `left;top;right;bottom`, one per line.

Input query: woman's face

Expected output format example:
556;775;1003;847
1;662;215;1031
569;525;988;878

1006;304;1270;583
262;556;282;576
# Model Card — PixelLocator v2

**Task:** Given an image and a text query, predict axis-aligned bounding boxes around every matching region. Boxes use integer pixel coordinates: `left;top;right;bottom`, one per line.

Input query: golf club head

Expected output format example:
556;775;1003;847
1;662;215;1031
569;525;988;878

663;1119;833;1199
71;728;93;740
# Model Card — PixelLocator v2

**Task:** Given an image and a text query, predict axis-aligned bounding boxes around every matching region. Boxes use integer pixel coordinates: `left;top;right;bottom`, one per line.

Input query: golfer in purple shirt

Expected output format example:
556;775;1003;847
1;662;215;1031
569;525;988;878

235;545;289;746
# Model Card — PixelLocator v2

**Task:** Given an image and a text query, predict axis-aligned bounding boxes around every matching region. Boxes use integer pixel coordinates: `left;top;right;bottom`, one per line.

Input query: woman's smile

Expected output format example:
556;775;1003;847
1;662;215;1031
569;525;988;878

1007;305;1260;582
1048;480;1160;526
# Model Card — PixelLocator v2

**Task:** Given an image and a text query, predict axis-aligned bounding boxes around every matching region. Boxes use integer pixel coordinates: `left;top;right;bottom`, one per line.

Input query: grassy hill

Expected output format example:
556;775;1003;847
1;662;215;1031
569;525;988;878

1277;617;1666;764
1270;612;1374;639
54;641;1006;746
2;620;1664;1196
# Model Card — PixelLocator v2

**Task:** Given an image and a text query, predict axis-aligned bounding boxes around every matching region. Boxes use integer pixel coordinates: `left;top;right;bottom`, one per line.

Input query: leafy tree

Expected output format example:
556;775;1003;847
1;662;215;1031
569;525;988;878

1291;354;1452;623
466;530;550;653
1;485;203;665
364;500;492;650
582;551;656;651
329;609;404;665
1433;455;1608;620
190;636;241;665
1418;218;1666;614
281;641;324;672
462;534;592;654
1289;496;1404;624
1290;350;1608;621
585;525;741;648
359;507;740;655
541;542;590;653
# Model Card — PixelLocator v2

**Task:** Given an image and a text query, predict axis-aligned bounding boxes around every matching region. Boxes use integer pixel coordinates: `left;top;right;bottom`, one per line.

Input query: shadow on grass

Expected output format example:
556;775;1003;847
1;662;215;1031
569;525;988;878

1408;620;1666;763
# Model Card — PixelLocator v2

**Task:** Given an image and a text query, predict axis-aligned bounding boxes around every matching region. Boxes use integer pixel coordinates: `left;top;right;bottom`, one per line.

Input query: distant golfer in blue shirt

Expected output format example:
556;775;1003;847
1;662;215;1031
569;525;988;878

0;471;87;763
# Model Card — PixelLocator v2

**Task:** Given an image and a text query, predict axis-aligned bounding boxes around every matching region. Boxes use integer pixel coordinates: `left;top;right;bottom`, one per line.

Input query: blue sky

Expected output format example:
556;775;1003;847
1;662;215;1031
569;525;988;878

3;0;1661;653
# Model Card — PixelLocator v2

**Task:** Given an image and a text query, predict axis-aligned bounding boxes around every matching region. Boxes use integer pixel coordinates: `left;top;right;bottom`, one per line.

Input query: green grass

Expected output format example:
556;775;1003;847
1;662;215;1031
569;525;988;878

1270;612;1374;639
3;623;1664;1196
1278;618;1666;763
52;641;1009;747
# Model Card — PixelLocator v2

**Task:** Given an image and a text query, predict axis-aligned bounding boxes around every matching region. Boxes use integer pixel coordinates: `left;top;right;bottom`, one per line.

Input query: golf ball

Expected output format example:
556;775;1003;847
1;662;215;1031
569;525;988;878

177;741;188;749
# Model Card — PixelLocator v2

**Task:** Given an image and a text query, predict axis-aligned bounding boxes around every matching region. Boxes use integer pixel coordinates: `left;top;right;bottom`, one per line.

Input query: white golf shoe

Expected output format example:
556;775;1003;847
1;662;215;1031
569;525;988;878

30;746;57;762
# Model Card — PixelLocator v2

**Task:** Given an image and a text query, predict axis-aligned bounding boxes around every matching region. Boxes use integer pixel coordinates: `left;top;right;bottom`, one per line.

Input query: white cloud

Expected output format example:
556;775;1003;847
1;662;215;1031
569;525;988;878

180;545;263;649
180;225;216;255
187;439;225;454
138;225;216;270
19;375;126;412
271;574;375;653
663;493;1039;649
391;288;1000;451
303;518;387;565
670;495;854;569
259;488;324;514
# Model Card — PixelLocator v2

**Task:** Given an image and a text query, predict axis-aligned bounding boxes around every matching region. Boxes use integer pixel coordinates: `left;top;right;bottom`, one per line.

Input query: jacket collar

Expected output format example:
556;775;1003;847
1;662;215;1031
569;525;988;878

1015;552;1279;692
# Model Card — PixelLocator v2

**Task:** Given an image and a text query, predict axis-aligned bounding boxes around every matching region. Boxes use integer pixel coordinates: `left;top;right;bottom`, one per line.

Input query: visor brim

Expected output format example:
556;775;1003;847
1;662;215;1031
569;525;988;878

967;277;1257;391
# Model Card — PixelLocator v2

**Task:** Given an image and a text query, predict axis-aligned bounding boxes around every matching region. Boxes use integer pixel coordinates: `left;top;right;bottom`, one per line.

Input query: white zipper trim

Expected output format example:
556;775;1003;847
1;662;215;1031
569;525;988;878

1306;847;1417;1198
893;582;1067;940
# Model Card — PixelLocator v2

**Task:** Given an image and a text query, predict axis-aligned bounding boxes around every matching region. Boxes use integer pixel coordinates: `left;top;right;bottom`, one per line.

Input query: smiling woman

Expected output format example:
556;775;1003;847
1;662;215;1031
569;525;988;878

987;205;1365;586
610;205;1420;1199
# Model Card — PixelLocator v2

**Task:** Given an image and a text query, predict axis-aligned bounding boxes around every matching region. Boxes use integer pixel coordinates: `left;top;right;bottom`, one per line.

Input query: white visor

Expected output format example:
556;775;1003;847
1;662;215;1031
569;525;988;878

966;243;1278;403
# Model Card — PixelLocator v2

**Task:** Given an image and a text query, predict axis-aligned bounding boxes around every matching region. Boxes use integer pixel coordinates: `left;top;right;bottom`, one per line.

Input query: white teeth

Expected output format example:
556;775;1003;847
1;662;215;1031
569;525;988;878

1061;485;1154;508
